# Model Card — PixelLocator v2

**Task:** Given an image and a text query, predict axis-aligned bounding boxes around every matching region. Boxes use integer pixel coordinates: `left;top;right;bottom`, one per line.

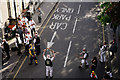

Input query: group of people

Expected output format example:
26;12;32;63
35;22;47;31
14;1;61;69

1;11;55;79
78;42;114;79
15;15;41;57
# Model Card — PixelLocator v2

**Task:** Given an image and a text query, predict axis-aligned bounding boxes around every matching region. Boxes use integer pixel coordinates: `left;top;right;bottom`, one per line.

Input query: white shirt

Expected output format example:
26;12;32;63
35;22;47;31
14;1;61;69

24;37;29;45
18;20;22;25
43;55;54;61
83;53;88;59
15;37;22;47
29;20;36;29
26;33;32;40
21;17;28;24
101;45;107;53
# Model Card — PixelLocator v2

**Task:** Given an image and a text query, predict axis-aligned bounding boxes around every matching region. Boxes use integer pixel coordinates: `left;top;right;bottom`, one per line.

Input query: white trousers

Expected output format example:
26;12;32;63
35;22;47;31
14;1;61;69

46;66;53;77
100;52;106;62
81;59;89;67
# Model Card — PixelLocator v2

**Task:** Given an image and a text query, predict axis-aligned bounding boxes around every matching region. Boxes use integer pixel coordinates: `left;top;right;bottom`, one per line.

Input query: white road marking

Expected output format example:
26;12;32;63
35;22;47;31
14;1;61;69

47;31;57;48
77;5;81;14
72;18;78;33
50;31;57;42
64;41;72;67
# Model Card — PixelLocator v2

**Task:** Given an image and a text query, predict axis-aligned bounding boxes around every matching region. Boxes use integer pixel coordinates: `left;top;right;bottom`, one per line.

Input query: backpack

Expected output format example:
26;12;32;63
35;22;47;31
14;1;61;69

45;59;52;67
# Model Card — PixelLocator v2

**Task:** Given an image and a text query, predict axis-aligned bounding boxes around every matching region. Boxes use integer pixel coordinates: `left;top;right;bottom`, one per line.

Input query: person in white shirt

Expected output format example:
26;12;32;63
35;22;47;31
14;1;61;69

100;42;107;63
26;32;32;44
29;19;36;37
21;16;28;25
15;34;22;56
79;48;89;68
43;48;55;79
24;36;30;56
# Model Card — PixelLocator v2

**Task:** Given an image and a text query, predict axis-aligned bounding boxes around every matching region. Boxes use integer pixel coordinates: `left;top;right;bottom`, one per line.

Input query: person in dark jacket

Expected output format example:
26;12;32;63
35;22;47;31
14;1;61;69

33;32;41;55
109;39;117;60
91;57;97;72
37;8;42;23
18;27;24;43
1;39;10;59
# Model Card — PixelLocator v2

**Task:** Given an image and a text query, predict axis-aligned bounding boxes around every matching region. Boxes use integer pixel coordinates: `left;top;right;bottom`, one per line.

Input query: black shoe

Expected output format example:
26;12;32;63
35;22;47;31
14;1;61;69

46;76;48;79
29;63;32;65
50;76;53;79
85;65;89;67
7;57;10;60
17;54;20;56
35;63;38;65
79;66;82;68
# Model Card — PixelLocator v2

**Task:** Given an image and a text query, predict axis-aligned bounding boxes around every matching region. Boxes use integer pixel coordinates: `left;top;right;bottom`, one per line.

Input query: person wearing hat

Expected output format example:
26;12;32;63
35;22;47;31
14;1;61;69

99;42;107;63
79;48;89;68
15;34;22;56
33;32;41;55
24;36;30;56
1;39;10;59
43;48;55;79
91;57;98;72
29;18;36;37
29;44;38;65
21;16;28;25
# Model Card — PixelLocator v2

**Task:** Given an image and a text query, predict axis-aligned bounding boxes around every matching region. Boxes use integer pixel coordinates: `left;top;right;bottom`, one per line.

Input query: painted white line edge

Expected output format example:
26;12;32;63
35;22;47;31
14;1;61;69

64;41;72;67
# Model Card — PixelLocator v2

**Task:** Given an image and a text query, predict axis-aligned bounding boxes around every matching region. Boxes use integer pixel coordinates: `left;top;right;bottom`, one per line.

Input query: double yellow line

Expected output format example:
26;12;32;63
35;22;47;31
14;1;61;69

12;2;60;80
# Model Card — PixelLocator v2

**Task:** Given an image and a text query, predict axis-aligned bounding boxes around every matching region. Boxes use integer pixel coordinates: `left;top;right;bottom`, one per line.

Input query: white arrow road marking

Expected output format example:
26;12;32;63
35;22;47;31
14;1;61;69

47;31;57;48
77;5;81;14
72;18;78;34
64;41;72;67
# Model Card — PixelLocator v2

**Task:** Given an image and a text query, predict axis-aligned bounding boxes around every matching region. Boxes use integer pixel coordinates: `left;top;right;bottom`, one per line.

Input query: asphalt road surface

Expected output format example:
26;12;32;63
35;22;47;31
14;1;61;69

8;2;106;79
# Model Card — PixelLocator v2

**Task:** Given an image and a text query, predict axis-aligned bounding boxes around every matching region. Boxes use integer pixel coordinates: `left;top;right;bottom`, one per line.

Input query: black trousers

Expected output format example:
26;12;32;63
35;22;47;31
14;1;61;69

17;44;22;55
20;35;24;43
35;45;41;55
29;56;37;64
25;44;29;55
5;50;10;59
38;16;41;23
31;28;35;37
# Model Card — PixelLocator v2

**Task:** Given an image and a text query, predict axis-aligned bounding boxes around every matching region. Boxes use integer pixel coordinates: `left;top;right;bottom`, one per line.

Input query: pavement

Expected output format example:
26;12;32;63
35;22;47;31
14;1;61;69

96;3;120;79
1;1;58;79
105;25;120;79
